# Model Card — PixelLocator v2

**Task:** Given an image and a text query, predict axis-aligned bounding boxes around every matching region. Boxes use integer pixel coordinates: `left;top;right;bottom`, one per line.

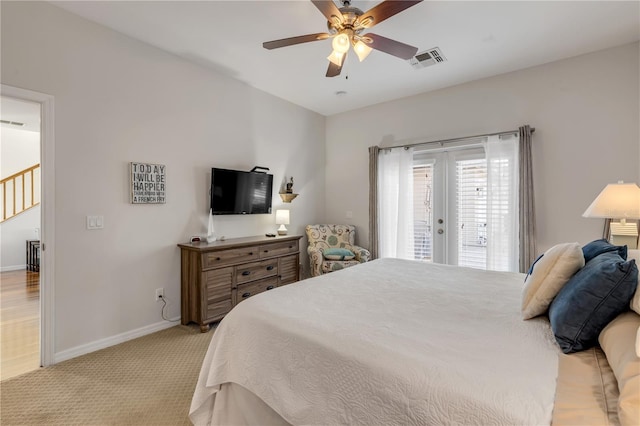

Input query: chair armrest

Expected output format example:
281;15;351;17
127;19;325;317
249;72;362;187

307;247;324;277
350;245;371;263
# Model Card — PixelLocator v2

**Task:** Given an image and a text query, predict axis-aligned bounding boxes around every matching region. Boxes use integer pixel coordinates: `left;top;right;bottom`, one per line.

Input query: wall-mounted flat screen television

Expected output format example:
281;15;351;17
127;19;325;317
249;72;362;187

210;168;273;215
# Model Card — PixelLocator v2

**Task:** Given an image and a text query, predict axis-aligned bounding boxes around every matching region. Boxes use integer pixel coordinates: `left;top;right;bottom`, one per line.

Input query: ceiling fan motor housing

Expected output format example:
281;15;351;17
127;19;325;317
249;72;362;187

327;5;366;35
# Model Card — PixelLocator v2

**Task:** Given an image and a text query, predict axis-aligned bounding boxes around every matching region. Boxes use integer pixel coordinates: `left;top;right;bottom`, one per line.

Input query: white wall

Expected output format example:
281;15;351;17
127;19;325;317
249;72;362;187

1;1;325;356
0;207;41;271
1;126;40;177
326;42;640;255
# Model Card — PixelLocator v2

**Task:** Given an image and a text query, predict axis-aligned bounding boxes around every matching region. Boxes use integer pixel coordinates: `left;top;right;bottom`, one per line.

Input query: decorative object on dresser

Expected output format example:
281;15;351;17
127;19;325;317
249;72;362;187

178;235;302;332
275;209;290;235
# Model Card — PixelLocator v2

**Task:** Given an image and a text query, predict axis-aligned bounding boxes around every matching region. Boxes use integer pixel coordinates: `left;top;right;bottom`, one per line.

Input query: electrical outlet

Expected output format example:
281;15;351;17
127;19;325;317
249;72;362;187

155;288;164;301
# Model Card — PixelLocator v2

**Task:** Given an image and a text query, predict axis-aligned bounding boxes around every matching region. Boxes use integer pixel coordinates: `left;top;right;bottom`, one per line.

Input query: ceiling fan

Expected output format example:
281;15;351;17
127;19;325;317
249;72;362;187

263;0;423;77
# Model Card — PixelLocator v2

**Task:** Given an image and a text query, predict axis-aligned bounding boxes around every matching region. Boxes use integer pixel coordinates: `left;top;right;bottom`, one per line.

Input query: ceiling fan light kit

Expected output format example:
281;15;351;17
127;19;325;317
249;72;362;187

263;0;423;77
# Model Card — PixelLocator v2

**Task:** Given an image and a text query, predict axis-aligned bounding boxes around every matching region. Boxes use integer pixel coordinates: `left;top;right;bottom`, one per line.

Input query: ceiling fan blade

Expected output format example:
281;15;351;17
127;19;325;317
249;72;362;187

311;0;343;23
263;33;330;50
359;0;423;29
365;33;418;60
326;53;345;77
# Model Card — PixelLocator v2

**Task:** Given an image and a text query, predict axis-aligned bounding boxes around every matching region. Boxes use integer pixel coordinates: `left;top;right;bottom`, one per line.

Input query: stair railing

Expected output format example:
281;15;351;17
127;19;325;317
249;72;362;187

1;164;41;222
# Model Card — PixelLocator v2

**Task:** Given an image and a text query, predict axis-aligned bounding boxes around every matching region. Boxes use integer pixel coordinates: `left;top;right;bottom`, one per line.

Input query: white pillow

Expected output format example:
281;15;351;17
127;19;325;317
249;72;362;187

627;249;640;315
522;242;585;320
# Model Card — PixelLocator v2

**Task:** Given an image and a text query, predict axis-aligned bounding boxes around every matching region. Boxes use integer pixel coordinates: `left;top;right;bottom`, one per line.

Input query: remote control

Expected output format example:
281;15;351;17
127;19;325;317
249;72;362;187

265;233;276;237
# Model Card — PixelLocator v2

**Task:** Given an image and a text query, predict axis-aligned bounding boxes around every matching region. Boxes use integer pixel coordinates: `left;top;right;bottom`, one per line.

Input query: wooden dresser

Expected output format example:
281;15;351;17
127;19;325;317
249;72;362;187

178;235;302;332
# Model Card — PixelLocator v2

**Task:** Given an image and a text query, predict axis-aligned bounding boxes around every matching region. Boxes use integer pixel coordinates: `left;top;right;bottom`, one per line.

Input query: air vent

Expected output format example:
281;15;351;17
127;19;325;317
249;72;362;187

0;119;25;127
409;47;447;70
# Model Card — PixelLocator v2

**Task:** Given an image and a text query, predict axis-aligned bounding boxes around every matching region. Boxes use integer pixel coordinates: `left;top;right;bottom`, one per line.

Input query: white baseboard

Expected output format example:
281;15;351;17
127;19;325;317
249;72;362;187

1;264;27;272
54;317;181;363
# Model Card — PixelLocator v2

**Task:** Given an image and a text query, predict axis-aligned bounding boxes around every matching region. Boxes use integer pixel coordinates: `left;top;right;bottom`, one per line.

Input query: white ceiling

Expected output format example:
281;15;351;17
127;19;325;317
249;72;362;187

48;1;640;116
0;97;41;133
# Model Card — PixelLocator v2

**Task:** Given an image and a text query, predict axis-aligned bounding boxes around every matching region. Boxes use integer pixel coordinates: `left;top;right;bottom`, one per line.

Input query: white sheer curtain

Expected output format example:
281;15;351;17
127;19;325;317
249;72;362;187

484;135;519;272
378;147;415;259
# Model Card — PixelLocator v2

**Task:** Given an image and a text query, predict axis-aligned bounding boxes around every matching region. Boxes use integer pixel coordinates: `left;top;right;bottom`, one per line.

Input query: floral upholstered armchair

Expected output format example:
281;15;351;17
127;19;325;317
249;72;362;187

305;224;371;277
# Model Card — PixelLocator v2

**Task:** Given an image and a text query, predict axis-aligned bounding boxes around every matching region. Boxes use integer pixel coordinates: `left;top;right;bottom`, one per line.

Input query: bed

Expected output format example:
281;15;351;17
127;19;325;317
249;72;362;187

189;257;636;425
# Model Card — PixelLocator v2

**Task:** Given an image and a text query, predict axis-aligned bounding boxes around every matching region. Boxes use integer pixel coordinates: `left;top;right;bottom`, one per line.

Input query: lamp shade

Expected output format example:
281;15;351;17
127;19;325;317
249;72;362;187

275;209;290;225
582;182;640;220
354;40;373;62
332;33;350;54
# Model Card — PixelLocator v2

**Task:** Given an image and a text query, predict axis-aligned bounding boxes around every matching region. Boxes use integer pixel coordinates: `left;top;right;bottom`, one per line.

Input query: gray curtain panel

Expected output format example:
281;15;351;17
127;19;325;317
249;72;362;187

368;146;379;259
519;125;537;272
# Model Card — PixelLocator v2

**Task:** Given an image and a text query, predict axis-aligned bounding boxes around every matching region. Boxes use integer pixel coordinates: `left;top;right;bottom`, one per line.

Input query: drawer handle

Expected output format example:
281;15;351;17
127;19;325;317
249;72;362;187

242;292;251;298
289;245;293;249
215;257;221;261
248;252;254;255
266;265;274;271
266;285;275;290
242;271;251;276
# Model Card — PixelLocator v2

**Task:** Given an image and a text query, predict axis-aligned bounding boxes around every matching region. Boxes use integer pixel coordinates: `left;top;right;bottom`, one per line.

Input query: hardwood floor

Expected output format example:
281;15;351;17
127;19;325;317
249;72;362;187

0;269;40;381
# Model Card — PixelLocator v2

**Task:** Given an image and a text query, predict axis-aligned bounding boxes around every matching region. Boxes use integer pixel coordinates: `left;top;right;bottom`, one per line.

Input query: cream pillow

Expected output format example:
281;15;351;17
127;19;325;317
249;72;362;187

599;312;640;426
627;249;640;315
522;242;585;320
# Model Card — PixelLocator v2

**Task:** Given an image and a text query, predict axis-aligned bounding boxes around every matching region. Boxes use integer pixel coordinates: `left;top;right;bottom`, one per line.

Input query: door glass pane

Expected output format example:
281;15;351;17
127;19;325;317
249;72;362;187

412;164;433;261
456;158;487;269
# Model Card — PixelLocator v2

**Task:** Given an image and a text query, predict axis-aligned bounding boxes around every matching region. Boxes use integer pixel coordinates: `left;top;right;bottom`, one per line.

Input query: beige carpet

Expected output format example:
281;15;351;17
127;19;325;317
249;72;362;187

0;325;214;425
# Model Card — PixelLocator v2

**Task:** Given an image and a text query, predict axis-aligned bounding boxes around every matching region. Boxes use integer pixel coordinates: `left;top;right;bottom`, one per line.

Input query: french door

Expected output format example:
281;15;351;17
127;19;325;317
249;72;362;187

412;147;488;269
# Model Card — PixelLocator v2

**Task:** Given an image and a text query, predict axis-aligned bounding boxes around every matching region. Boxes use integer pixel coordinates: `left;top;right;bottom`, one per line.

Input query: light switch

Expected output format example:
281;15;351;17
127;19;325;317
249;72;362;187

346;210;353;219
87;215;104;230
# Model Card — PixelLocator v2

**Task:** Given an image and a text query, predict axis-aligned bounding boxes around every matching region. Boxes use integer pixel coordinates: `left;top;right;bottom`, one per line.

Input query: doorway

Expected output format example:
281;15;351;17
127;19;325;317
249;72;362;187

0;85;55;378
413;148;488;268
0;96;41;380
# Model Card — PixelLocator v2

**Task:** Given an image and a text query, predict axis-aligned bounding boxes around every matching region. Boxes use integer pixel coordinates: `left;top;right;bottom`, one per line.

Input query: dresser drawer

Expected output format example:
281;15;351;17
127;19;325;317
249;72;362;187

259;240;299;259
203;246;259;269
206;298;232;321
235;276;278;304
236;259;278;284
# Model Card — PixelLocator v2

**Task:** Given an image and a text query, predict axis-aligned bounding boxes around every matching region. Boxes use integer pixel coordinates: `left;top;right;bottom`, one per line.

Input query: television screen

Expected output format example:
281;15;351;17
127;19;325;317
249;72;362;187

210;168;273;215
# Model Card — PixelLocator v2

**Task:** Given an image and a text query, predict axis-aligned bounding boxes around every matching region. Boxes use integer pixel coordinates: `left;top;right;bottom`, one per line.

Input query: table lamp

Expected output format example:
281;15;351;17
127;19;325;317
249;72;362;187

275;209;290;236
582;181;640;248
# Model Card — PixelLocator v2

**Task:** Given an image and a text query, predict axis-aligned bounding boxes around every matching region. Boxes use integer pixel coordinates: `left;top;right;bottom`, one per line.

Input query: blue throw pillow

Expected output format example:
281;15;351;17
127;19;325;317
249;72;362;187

548;251;638;354
323;248;355;261
582;238;627;262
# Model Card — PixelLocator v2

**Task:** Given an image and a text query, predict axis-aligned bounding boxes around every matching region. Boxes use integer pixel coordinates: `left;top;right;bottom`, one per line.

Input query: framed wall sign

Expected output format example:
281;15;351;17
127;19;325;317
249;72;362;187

130;162;166;204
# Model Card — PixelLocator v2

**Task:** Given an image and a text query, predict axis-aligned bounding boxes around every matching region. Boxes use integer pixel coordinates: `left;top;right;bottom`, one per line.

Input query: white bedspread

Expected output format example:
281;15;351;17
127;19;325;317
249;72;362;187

190;258;560;425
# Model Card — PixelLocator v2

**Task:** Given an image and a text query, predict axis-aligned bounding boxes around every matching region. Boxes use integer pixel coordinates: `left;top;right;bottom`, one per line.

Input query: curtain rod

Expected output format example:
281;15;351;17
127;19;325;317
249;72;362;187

386;127;535;150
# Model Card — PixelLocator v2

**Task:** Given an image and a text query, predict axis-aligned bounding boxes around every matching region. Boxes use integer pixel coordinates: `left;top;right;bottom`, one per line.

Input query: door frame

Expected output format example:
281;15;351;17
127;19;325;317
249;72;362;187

2;84;55;367
413;145;486;266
